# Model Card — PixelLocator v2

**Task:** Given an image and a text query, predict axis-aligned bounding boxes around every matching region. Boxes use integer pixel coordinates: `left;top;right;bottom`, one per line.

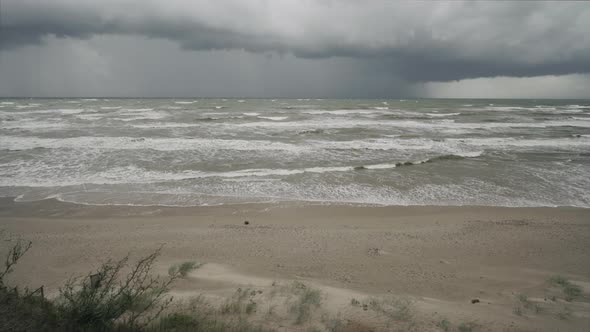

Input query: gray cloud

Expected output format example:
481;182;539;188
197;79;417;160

3;0;590;82
0;35;412;98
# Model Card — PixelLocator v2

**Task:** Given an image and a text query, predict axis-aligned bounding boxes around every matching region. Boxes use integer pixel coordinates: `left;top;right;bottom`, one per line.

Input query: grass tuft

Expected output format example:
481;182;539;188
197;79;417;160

556;306;572;320
168;261;201;278
156;313;200;330
437;318;450;332
517;293;533;309
367;296;412;322
458;321;478;332
245;301;257;315
549;275;583;301
289;282;322;325
322;313;346;332
221;288;258;315
549;275;568;287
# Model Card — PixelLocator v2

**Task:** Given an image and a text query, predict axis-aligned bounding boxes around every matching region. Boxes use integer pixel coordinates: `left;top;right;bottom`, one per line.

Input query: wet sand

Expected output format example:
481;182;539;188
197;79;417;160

1;197;589;331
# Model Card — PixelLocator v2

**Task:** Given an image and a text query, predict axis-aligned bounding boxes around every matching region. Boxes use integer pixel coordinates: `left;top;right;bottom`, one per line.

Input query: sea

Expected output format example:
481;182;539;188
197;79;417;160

0;98;589;208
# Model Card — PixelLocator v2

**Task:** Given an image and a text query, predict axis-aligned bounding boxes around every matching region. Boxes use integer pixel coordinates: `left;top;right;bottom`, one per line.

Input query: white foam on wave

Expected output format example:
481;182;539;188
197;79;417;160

0;152;484;188
1;102;15;105
1;121;70;130
483;105;589;114
76;113;106;120
426;112;461;117
120;108;155;112
0;164;327;187
237;117;590;130
5;168;588;208
117;110;169;121
484;106;534;111
203;112;227;116
321;136;590;153
243;112;260;116
447;137;590;149
2;133;588;155
545;119;590;128
0;165;202;187
0;135;307;152
18;108;86;115
131;123;201;128
530;106;584;114
310;136;590;152
302;109;389;115
0;136;484;155
451;150;485;158
533;106;557;110
0;134;495;158
237;118;384;129
100;106;121;110
310;139;487;156
258;116;288;121
236;160;442;175
363;163;399;170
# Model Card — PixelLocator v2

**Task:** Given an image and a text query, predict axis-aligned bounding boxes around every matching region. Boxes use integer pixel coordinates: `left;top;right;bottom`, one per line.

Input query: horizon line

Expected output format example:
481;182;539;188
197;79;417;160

1;96;590;100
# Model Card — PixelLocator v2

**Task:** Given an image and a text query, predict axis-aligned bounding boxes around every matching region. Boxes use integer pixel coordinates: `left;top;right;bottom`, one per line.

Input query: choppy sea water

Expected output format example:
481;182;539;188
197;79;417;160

0;98;589;207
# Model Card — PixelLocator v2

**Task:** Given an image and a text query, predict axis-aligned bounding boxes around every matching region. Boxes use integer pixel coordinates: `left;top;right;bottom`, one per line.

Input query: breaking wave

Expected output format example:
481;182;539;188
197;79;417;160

0;153;482;187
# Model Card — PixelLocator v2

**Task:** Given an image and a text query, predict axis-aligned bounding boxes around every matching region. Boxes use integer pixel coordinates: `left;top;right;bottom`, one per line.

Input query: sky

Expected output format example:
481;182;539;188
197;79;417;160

1;0;589;98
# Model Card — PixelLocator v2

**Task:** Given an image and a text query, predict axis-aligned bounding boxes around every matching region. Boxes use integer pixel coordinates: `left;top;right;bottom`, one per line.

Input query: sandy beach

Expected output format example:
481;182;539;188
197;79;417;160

1;197;588;331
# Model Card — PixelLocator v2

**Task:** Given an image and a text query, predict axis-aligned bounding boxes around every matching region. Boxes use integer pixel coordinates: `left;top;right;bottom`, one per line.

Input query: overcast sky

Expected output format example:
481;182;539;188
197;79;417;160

1;0;589;98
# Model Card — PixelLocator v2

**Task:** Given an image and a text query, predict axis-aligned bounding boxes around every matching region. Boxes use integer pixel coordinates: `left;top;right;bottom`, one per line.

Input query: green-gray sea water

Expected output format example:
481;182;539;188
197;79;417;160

1;98;589;207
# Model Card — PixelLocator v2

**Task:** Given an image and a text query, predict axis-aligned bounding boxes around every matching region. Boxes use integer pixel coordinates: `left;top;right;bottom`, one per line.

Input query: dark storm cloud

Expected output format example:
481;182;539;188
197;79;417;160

380;55;590;82
2;0;590;82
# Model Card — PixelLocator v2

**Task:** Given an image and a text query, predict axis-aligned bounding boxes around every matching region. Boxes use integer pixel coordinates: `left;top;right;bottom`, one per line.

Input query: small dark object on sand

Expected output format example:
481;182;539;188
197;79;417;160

244;220;250;225
471;299;480;304
367;248;381;256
